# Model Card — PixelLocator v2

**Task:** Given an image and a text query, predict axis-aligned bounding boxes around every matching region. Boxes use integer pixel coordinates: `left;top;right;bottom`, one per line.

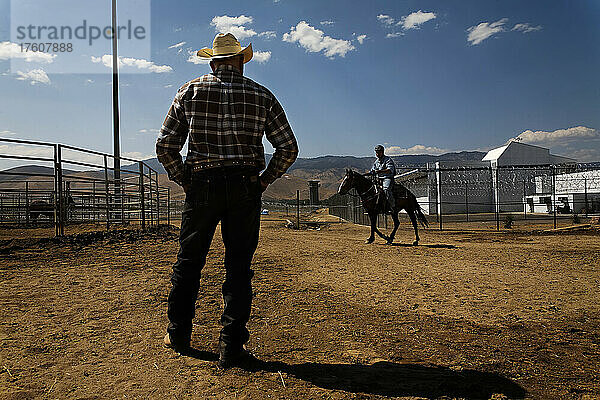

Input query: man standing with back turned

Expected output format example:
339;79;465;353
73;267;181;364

156;33;298;368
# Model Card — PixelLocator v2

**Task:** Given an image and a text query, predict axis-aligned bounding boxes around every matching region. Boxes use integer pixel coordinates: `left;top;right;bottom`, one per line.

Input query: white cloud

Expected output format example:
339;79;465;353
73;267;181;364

91;55;173;73
386;144;449;156
0;41;56;63
0;130;17;136
283;21;355;58
320;20;334;26
168;41;186;49
122;151;154;161
253;50;271;63
377;14;395;25
379;11;436;38
510;126;600;162
467;18;508;45
138;129;160;134
211;15;275;42
356;34;367;44
0;144;54;159
164;84;174;88
399;10;436;30
0;144;155;170
512;23;542;33
386;32;404;38
187;49;210;65
570;148;600;163
513;126;599;144
211;15;257;40
259;31;277;40
15;69;50;85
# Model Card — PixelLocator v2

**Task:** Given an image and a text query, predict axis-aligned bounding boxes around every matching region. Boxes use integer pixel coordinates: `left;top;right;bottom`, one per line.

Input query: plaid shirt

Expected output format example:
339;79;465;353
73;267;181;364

156;64;298;185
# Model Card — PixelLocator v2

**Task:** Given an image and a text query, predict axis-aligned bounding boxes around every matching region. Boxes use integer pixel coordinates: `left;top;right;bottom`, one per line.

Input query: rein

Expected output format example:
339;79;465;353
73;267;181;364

345;174;378;203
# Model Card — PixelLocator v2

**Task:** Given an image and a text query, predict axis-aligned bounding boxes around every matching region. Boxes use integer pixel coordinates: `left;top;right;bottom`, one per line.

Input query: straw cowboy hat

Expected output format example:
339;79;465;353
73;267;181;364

197;33;253;63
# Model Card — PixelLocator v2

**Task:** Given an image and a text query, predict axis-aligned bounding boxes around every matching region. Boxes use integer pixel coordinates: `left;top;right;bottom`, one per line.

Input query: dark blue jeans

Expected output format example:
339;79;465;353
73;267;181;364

167;166;262;349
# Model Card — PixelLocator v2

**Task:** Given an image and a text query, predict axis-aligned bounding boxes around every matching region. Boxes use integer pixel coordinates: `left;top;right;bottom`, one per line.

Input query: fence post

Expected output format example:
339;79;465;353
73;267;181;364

523;179;527;220
296;190;300;229
103;155;110;232
56;144;64;236
167;187;171;226
92;181;96;223
117;167;124;226
139;162;146;229
147;167;154;226
584;177;588;218
17;192;21;225
465;182;469;222
552;165;556;229
155;171;160;226
438;169;443;231
495;166;499;231
52;145;58;236
25;181;29;226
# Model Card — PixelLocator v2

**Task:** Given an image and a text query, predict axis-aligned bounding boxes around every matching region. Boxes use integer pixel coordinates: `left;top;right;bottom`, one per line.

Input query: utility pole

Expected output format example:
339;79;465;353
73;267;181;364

111;0;121;190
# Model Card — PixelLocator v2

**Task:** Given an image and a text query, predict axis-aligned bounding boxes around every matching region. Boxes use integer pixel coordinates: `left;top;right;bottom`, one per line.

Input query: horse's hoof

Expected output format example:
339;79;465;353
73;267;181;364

365;238;374;244
413;240;419;246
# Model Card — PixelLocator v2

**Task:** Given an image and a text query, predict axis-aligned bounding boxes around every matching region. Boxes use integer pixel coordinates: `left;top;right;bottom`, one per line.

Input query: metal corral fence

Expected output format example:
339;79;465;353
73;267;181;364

328;163;600;231
0;138;173;236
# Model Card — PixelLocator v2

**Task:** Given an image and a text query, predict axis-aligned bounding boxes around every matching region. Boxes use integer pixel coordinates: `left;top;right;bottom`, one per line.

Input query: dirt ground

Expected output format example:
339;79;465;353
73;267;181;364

1;214;599;399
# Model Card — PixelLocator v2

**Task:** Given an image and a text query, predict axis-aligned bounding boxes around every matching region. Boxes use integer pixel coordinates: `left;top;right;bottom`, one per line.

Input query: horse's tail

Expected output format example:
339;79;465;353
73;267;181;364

416;204;429;228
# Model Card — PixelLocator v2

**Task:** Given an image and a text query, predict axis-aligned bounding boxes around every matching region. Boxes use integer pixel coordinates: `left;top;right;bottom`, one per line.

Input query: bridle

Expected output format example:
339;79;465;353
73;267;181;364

343;172;378;203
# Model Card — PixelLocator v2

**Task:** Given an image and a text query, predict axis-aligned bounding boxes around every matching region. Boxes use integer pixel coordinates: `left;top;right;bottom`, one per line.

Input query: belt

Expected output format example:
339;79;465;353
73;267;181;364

190;159;259;172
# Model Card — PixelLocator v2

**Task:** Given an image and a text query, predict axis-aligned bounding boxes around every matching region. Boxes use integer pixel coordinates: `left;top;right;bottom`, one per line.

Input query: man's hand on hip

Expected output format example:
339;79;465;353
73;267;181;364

259;176;268;193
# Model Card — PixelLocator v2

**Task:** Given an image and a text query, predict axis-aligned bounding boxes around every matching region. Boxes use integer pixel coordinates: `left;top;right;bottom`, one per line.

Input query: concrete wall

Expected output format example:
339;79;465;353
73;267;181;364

554;170;600;194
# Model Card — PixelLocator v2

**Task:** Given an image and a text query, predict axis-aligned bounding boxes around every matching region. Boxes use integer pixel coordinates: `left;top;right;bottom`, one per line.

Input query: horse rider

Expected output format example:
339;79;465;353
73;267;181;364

368;145;396;211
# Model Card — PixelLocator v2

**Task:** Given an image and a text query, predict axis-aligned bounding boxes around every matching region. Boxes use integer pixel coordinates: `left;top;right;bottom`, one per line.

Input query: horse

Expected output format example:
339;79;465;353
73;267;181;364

28;200;54;221
338;169;429;245
28;195;75;222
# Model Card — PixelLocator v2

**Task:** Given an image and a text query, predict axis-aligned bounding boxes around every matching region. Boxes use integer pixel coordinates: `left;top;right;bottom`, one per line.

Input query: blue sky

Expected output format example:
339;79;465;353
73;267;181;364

1;0;599;165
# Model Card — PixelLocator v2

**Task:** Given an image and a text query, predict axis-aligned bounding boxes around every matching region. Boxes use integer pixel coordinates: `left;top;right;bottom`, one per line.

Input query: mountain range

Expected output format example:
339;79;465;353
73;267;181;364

125;152;488;200
3;152;599;201
0;152;485;201
132;151;487;176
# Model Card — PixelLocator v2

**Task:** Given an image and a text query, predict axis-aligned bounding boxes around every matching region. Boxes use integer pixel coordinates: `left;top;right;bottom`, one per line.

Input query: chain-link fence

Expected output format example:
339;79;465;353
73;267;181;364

329;164;600;231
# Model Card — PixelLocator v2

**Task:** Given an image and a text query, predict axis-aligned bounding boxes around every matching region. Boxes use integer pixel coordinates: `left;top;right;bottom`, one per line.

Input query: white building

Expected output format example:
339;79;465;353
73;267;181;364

418;141;577;215
483;141;576;212
482;140;575;167
525;170;600;214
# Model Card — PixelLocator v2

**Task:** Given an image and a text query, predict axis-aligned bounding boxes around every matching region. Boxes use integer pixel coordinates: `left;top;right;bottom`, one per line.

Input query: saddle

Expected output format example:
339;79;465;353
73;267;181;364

374;179;410;214
374;178;394;214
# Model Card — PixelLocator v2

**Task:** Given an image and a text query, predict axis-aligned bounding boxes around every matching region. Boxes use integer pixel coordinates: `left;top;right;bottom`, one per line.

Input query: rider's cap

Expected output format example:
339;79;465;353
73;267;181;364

374;145;384;152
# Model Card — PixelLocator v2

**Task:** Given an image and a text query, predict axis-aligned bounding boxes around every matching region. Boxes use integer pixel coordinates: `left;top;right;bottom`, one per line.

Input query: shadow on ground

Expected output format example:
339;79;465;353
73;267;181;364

184;349;525;399
389;243;457;249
